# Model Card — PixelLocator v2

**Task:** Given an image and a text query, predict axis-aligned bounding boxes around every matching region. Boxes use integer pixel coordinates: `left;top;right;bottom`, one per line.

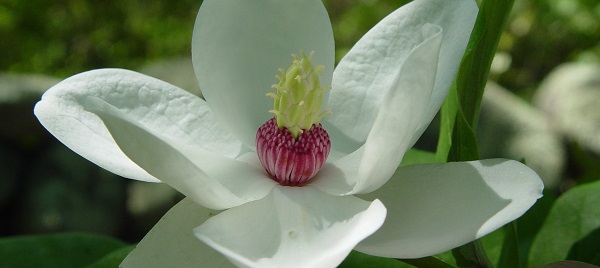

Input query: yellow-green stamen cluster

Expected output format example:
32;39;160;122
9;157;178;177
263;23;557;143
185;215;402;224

268;51;330;139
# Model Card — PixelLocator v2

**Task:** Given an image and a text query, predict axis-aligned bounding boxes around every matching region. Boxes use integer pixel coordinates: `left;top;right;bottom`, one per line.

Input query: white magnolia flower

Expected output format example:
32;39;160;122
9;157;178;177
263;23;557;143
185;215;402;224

34;0;544;267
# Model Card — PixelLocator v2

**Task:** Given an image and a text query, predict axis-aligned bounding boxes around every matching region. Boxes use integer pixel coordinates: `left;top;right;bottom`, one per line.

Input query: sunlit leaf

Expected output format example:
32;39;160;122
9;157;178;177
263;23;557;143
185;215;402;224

528;180;600;266
401;148;439;166
435;85;458;162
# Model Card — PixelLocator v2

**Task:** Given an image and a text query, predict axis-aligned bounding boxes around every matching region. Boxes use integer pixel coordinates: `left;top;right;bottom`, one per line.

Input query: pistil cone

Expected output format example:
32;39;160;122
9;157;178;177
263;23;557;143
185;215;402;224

256;118;330;186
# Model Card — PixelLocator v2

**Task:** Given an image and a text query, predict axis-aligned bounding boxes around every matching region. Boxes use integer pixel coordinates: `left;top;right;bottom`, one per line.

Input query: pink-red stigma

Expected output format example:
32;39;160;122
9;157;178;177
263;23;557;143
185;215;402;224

256;118;331;186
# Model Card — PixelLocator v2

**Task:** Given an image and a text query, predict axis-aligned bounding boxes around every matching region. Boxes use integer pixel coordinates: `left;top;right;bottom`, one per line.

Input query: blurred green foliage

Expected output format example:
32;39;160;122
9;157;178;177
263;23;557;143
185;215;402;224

0;0;201;77
1;0;598;87
497;0;600;97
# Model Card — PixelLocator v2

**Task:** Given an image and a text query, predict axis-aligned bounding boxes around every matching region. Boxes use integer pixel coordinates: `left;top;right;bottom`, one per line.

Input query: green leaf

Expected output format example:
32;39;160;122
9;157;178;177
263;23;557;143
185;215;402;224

342;252;454;268
339;251;408;268
479;224;509;267
567;226;600;265
533;261;600;268
0;232;127;268
453;0;514;128
498;222;520;268
452;239;492;268
435;84;458;162
399;256;456;268
86;245;135;268
528;180;600;266
516;191;557;267
447;110;480;162
401;148;440;166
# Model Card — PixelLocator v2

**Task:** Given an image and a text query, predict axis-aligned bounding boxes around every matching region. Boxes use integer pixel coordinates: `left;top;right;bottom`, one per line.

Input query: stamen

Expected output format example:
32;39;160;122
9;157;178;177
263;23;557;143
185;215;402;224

257;51;331;186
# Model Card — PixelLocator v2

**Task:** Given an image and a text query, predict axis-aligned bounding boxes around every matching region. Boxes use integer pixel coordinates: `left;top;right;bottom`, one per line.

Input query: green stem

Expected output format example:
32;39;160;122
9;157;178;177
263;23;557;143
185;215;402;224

438;0;517;266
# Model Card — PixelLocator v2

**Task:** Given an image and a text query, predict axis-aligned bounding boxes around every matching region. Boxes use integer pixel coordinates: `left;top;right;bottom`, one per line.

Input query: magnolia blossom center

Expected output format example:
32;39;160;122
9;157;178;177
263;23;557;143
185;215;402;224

256;52;331;186
256;118;330;186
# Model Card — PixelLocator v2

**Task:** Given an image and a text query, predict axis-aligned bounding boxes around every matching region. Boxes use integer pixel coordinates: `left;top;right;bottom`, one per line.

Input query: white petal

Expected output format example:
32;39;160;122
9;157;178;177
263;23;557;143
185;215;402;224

121;198;235;268
355;159;544;258
327;0;478;143
89;97;276;210
194;186;387;268
34;69;243;182
192;0;335;148
413;0;478;140
313;24;443;195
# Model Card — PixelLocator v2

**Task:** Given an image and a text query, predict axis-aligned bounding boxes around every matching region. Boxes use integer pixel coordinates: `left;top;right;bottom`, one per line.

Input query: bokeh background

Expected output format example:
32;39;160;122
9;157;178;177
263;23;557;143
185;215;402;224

1;0;599;252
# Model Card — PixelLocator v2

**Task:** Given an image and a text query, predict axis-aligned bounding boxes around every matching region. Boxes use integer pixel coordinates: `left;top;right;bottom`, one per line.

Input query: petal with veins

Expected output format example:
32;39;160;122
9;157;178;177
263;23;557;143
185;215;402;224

313;24;442;195
34;69;242;183
194;186;386;268
89;97;276;210
355;159;543;258
192;0;334;148
327;0;477;145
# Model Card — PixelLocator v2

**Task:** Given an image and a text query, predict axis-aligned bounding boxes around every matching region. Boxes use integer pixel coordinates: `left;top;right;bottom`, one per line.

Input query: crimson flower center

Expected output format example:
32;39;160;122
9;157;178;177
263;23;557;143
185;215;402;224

256;118;331;186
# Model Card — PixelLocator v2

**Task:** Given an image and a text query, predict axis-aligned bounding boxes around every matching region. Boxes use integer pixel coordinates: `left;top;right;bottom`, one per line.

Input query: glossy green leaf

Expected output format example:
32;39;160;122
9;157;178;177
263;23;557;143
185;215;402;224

528;180;600;266
0;232;126;268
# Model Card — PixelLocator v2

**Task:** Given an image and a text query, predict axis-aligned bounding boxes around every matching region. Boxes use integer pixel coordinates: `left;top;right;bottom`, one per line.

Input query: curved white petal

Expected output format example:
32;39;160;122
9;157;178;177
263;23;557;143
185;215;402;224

194;186;387;268
90;97;276;210
355;159;544;258
34;69;243;182
327;0;478;144
312;25;442;195
192;0;335;148
121;198;235;268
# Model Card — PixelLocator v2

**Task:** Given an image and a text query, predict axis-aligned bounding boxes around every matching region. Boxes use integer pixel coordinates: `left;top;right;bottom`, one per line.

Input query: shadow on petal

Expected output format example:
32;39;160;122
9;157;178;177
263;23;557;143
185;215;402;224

356;159;542;258
195;186;386;268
